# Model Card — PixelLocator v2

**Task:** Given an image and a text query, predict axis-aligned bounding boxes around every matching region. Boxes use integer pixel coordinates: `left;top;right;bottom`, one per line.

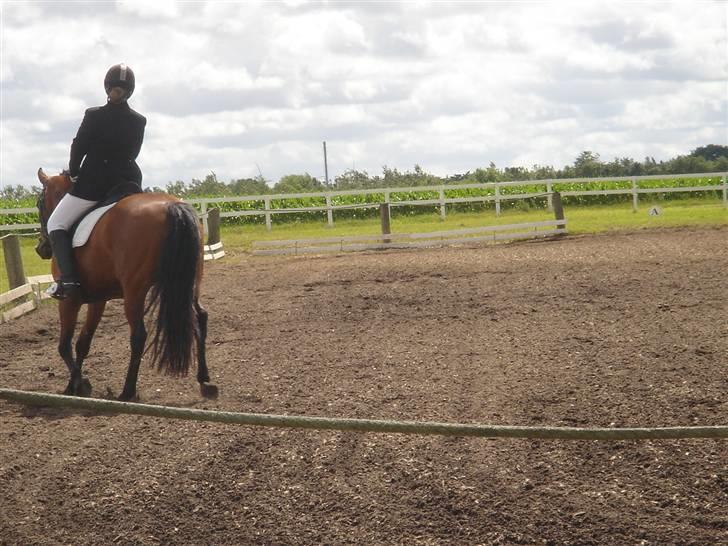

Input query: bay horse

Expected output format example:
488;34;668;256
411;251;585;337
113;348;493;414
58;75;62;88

35;169;217;401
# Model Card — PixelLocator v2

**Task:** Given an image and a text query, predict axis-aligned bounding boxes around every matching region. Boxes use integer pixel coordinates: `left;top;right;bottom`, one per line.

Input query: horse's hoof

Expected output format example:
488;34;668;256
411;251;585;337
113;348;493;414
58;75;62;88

200;383;219;400
118;391;138;402
63;380;90;397
78;378;92;397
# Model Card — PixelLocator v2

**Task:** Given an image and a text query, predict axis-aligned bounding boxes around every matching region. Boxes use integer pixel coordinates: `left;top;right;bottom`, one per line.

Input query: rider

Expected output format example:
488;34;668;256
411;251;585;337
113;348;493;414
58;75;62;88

47;63;147;299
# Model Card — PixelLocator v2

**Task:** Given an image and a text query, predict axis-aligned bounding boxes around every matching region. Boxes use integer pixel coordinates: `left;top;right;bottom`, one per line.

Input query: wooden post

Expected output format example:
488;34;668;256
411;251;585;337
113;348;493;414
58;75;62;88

2;234;25;290
207;207;220;246
323;141;330;187
495;184;501;217
439;188;446;221
631;178;639;212
552;192;566;231
264;197;272;231
326;194;334;227
380;203;391;241
722;174;727;208
546;181;553;212
200;201;209;240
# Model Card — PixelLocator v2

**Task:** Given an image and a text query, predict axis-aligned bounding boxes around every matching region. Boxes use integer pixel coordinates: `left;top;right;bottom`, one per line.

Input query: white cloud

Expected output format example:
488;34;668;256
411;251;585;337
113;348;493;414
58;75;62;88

116;0;179;19
1;1;726;189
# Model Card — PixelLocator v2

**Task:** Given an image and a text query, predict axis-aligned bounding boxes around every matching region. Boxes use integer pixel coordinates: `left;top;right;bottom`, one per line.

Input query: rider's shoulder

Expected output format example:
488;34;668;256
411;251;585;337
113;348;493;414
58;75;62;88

127;107;147;125
84;105;104;116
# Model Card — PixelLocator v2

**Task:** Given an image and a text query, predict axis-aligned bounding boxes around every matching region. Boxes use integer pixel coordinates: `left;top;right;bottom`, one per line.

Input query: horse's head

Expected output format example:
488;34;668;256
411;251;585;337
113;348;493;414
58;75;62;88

35;168;72;259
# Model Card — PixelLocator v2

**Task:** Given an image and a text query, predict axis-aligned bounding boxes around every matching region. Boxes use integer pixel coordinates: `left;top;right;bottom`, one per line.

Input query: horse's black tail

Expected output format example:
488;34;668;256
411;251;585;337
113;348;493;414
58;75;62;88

147;202;201;376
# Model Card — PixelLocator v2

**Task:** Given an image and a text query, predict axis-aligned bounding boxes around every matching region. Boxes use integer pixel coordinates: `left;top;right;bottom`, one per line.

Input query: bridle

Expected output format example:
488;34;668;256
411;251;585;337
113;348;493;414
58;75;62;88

34;183;53;259
36;187;49;240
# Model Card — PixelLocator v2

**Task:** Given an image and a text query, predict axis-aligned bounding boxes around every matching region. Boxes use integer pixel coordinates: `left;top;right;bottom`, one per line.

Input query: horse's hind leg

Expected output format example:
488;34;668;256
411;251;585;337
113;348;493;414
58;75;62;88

119;294;147;401
58;299;86;396
195;301;218;399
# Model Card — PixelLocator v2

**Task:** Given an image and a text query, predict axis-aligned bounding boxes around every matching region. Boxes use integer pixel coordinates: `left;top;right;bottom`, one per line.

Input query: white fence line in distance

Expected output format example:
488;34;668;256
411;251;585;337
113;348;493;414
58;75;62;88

2;172;726;232
253;219;567;256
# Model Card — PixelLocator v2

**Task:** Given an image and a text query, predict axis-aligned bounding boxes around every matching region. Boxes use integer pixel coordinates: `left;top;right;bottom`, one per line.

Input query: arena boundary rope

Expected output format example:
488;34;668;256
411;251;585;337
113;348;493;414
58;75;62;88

1;389;726;441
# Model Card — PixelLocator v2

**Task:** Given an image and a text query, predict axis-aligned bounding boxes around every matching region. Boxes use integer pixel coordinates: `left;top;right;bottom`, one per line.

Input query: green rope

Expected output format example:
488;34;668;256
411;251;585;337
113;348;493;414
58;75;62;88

1;388;726;440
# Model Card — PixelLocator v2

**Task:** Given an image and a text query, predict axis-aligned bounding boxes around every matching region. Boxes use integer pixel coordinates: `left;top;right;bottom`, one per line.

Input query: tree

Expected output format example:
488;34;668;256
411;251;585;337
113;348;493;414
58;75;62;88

165;180;188;197
472;162;500;183
188;172;229;196
665;154;710;174
503;166;530;181
530;164;557;180
228;176;270;195
273;173;325;193
333;169;374;190
1;184;38;200
573;151;603;178
690;144;728;162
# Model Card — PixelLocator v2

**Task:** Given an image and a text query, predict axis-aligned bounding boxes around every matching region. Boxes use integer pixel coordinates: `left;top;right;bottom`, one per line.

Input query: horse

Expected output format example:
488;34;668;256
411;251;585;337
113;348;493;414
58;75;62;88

35;168;218;401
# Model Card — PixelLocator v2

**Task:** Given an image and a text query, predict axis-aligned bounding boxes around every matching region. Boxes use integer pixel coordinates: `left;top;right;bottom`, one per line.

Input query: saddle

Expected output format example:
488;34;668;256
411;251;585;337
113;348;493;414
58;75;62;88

70;181;143;248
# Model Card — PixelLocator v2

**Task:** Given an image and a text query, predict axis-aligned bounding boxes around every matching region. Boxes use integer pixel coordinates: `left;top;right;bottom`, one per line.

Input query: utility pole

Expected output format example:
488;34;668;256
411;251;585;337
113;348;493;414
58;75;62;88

323;141;330;187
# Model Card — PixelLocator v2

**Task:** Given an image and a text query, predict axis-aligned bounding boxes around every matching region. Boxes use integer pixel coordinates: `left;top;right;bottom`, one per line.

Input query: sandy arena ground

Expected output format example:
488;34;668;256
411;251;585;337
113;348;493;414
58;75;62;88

1;226;727;545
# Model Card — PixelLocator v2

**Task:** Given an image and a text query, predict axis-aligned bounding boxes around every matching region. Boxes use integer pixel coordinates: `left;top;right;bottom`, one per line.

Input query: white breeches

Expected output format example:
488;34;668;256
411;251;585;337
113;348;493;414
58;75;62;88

47;194;98;232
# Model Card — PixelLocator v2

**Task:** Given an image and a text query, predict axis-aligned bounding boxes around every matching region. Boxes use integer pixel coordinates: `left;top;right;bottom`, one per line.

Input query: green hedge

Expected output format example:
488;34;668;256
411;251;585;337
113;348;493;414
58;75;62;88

2;177;724;229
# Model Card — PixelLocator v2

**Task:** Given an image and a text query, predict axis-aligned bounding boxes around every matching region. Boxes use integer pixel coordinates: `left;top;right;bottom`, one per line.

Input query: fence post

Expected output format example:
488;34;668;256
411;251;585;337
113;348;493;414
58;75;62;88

631;178;639;212
207;207;220;246
722;174;727;208
380;203;391;242
439;187;446;221
495;183;501;217
2;234;25;290
326;194;334;227
546;181;553;212
264;197;272;231
552;192;566;232
200;201;209;240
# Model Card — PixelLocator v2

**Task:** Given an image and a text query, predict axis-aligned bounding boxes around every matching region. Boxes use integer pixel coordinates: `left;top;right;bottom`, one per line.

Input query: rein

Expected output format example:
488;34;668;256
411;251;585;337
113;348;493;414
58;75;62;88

36;188;49;239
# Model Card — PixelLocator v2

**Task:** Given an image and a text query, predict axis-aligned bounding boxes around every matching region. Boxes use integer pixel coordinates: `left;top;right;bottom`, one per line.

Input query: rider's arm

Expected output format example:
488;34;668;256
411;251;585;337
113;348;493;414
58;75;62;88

129;116;146;160
69;110;93;176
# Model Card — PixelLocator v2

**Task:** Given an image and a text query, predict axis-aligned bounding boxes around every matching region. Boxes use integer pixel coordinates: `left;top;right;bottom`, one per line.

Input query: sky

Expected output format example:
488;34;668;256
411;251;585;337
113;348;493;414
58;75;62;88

1;1;726;190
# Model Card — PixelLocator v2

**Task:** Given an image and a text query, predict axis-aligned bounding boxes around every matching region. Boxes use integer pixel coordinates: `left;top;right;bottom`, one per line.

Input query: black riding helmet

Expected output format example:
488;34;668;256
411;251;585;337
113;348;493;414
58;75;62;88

104;63;135;98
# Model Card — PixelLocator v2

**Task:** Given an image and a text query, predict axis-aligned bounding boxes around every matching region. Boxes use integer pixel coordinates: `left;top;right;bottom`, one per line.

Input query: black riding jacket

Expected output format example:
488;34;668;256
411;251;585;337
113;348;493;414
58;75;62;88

69;101;147;201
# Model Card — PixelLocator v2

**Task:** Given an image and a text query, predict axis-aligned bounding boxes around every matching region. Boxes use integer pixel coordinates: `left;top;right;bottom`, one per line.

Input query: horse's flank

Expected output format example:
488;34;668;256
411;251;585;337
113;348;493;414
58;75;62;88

71;193;202;303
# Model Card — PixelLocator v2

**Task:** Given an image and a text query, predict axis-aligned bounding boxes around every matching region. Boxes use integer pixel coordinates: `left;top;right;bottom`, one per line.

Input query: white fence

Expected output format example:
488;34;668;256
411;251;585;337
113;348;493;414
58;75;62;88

2;172;726;232
253;219;567;256
0;274;54;323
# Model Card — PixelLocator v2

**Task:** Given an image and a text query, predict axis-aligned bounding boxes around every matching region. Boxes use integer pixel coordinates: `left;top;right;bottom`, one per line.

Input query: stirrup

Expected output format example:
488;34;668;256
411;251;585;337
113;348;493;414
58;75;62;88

46;281;81;300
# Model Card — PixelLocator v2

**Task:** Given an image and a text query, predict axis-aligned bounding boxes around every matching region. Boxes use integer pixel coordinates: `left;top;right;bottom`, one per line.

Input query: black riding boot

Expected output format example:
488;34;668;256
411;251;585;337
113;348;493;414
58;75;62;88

48;229;81;299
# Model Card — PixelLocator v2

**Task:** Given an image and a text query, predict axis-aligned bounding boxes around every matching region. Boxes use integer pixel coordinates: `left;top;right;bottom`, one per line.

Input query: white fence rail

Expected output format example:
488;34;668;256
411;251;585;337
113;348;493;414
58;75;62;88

2;172;726;232
253;219;567;256
0;274;54;324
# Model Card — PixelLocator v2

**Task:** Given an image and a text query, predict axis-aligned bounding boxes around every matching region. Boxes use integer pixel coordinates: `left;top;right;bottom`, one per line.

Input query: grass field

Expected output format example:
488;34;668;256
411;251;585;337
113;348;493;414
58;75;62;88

1;199;726;293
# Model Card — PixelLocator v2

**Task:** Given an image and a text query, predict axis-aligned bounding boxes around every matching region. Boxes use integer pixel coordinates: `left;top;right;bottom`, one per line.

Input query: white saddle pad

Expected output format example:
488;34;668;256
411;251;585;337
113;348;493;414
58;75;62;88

72;204;116;248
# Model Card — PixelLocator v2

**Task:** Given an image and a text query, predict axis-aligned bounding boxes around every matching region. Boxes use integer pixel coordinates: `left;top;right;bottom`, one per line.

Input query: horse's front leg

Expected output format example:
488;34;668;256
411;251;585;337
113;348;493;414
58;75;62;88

75;301;106;372
58;298;88;396
195;301;218;399
119;297;146;401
